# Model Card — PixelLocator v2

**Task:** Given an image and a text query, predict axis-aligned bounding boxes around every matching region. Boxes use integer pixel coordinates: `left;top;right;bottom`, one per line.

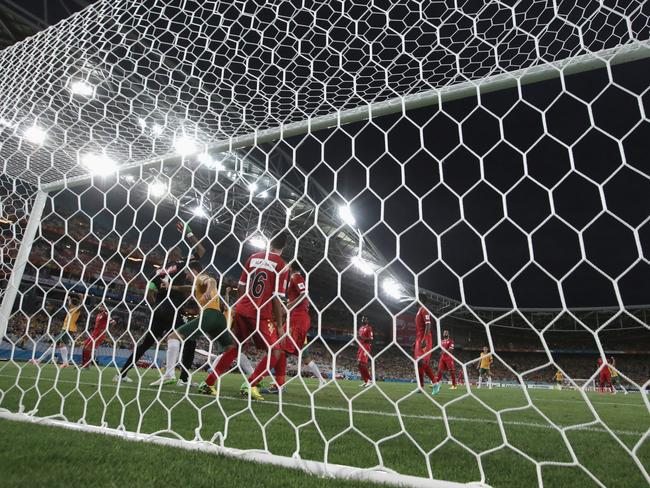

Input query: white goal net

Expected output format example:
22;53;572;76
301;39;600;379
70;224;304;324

1;1;649;486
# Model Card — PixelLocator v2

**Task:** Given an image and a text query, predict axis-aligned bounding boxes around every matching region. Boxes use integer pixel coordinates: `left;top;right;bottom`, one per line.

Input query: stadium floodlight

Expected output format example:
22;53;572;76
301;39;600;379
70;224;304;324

173;135;198;156
248;236;267;249
148;180;167;198
260;191;269;199
192;206;208;218
151;123;164;136
248;182;258;193
81;152;118;176
23;125;47;145
382;278;404;299
0;117;15;128
69;79;94;97
338;204;356;226
137;118;147;129
198;152;225;171
351;256;377;276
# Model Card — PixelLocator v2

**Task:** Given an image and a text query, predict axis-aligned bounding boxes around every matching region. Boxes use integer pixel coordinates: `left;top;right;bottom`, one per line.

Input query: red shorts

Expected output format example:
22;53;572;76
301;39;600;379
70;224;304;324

599;369;612;385
283;313;311;356
414;334;433;362
83;328;106;350
356;342;371;364
233;314;281;351
437;355;455;372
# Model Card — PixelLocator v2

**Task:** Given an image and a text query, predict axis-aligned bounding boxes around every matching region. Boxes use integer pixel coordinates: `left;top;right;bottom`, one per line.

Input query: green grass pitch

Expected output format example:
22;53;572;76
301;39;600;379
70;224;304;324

0;362;648;487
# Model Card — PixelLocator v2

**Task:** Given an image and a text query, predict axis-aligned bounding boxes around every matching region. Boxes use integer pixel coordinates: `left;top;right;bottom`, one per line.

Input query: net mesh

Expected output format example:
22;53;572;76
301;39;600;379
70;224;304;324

1;1;649;486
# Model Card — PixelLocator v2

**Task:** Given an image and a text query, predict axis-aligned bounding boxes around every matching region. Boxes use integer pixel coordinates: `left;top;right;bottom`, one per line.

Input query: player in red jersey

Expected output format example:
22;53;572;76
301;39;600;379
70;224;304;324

234;232;289;401
597;356;613;393
81;304;115;368
431;329;457;395
414;295;436;390
357;316;373;387
267;259;326;393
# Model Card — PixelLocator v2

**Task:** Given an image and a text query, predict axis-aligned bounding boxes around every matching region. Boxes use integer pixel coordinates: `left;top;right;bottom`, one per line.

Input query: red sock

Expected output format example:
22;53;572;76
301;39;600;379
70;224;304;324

359;363;370;383
417;366;424;387
205;347;239;386
450;370;457;386
82;348;90;367
247;353;279;387
275;352;287;386
423;363;436;383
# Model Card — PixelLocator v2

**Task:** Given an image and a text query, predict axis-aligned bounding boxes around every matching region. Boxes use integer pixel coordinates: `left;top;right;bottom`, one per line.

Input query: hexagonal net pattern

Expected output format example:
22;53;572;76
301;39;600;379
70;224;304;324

0;1;649;486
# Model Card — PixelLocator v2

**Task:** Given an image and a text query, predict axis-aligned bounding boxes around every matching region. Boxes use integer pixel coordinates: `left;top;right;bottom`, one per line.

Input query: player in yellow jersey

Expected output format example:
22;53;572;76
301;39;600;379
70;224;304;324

477;346;493;389
553;370;564;390
152;262;234;392
31;294;82;368
609;357;627;395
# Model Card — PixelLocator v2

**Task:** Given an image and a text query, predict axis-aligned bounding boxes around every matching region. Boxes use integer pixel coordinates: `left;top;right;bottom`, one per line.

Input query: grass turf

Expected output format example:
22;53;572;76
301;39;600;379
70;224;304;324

0;362;648;487
0;418;374;488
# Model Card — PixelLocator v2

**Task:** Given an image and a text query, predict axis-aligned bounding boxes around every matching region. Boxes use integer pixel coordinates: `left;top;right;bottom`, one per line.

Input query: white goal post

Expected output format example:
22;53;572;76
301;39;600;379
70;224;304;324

1;1;649;487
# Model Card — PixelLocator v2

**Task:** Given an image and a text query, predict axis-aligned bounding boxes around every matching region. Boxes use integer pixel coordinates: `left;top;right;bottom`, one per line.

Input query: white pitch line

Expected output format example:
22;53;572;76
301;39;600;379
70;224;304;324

0;373;646;438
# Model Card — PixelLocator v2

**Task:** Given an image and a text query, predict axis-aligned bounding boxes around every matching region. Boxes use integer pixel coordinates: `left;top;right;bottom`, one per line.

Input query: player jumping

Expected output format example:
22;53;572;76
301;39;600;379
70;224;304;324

477;346;493;389
30;294;82;368
357;316;373;387
234;232;289;401
114;220;204;384
152;261;237;396
414;295;436;390
431;329;457;395
266;259;326;393
81;304;115;368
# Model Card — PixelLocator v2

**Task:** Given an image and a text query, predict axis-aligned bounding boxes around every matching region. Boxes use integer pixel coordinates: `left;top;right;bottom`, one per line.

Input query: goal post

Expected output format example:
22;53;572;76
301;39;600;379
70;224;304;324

1;1;649;487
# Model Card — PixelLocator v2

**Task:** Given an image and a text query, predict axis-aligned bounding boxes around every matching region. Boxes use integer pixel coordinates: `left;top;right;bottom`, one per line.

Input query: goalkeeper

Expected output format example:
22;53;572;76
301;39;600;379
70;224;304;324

114;220;204;384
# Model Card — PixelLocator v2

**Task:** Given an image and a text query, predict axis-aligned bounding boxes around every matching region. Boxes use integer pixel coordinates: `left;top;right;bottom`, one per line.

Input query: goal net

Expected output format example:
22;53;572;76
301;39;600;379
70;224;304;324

1;1;649;486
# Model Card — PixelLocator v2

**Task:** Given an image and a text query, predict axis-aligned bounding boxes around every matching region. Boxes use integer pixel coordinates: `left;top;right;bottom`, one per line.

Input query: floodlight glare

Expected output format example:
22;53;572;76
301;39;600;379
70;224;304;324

382;278;404;299
23;125;47;145
149;181;168;198
81;152;117;176
151;124;164;136
70;79;94;97
248;236;267;249
351;256;376;276
192;206;208;218
174;135;198;156
248;182;258;193
339;205;356;226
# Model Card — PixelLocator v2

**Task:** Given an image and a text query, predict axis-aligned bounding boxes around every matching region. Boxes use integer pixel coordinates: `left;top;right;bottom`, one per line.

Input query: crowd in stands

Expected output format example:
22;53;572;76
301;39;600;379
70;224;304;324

4;282;649;385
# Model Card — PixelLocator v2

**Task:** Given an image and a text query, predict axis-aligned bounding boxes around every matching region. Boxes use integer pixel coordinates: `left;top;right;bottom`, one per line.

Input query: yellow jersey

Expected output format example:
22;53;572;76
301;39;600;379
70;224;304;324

63;306;81;333
609;366;618;377
479;352;493;369
194;275;220;311
555;371;563;381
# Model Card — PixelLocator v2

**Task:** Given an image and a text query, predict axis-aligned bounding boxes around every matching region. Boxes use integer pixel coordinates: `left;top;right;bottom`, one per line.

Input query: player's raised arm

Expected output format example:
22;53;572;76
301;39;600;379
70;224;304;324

177;219;206;258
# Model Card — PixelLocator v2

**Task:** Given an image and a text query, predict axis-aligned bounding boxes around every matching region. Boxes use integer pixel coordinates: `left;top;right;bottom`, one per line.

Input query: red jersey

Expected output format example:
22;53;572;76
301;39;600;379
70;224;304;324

441;337;454;359
359;324;373;344
93;311;109;333
287;272;309;316
237;251;288;320
415;307;432;340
